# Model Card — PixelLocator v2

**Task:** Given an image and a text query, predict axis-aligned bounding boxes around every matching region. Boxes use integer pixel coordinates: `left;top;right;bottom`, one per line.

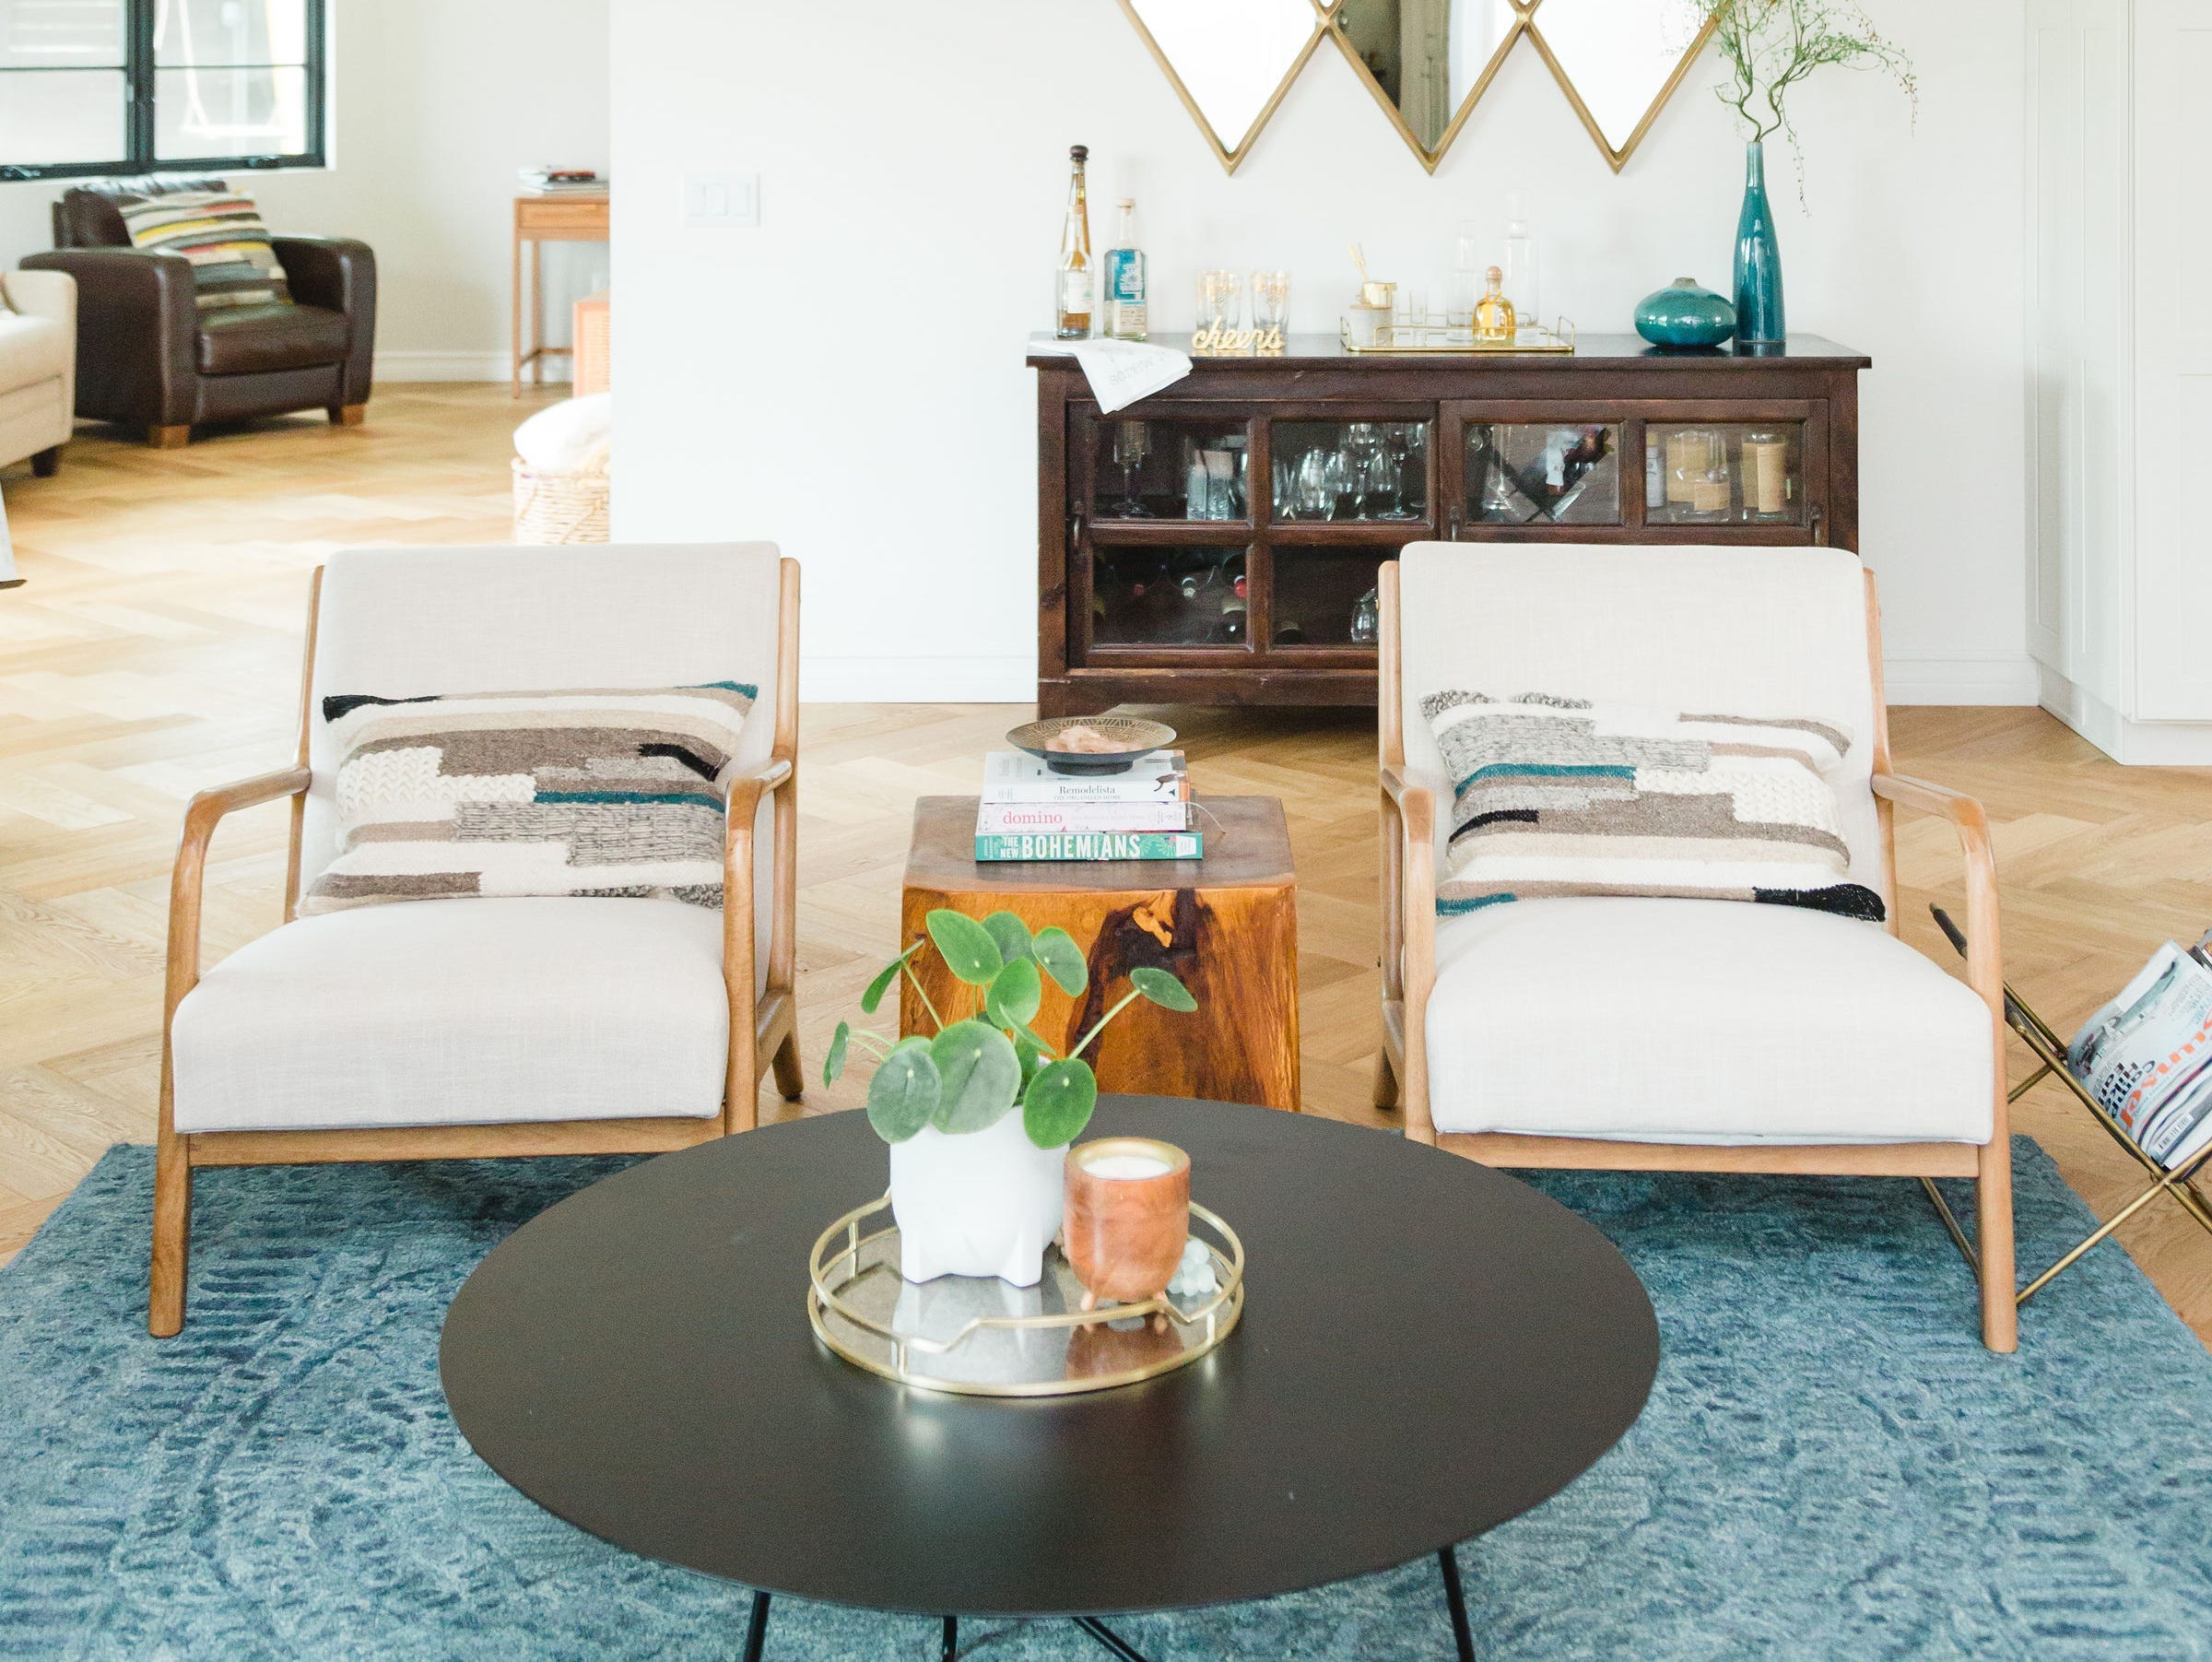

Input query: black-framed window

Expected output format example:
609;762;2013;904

0;0;326;181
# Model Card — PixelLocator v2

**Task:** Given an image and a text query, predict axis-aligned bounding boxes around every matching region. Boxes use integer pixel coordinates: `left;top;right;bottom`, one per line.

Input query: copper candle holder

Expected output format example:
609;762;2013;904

1064;1137;1192;1312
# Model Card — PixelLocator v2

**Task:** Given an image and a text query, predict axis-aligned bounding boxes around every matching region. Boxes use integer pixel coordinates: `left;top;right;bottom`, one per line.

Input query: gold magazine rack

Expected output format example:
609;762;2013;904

1928;906;2212;1307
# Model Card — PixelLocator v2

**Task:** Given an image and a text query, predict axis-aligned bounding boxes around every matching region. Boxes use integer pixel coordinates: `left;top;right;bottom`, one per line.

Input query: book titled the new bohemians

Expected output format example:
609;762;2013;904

973;830;1203;863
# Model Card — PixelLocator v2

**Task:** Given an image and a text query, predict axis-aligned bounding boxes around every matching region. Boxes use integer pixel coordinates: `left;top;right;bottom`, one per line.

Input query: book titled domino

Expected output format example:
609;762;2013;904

975;801;1194;836
973;831;1203;863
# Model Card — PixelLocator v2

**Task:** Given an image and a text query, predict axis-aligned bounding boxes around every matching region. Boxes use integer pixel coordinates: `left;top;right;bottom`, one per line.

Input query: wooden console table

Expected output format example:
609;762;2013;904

512;194;609;396
1030;333;1867;714
900;795;1300;1111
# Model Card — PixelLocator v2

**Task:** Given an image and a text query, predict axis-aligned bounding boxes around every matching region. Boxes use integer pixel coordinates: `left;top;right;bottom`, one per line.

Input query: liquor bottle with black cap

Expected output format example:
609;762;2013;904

1055;146;1092;339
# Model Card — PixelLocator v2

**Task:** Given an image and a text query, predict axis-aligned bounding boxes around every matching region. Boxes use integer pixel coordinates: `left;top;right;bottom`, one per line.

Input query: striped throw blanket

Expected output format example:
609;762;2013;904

114;190;291;312
300;682;759;914
1421;691;1884;921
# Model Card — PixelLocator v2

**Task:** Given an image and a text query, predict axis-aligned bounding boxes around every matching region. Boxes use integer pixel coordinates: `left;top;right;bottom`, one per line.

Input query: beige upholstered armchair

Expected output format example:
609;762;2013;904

152;545;802;1336
0;269;76;477
1376;546;2016;1351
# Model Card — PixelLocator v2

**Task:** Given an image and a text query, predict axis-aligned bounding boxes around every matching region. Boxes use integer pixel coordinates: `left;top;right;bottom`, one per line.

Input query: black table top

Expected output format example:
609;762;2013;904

440;1098;1658;1619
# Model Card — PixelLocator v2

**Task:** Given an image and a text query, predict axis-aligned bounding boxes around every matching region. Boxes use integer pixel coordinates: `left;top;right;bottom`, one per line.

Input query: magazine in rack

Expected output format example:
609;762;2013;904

2066;932;2212;1172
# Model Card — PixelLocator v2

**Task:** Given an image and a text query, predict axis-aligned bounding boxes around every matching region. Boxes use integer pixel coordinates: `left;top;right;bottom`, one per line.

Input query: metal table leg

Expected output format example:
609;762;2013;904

941;1614;957;1660
1073;1616;1151;1660
740;1590;771;1662
1439;1547;1477;1661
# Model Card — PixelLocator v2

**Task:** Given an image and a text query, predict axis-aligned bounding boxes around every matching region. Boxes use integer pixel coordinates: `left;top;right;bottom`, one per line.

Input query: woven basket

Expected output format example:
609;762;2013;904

512;457;609;545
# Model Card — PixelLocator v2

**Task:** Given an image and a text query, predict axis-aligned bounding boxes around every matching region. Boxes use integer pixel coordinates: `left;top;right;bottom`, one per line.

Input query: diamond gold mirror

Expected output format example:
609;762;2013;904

1118;0;1329;174
1525;0;1718;172
1323;0;1527;174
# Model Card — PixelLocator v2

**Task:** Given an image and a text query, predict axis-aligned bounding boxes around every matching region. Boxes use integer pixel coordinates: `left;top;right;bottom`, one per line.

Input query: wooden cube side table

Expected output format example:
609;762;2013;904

900;796;1299;1111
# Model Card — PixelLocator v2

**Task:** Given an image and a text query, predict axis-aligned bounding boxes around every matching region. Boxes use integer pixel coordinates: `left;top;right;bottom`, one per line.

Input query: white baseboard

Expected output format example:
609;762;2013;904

802;654;1034;704
1881;655;2040;707
2038;664;2212;763
372;350;567;383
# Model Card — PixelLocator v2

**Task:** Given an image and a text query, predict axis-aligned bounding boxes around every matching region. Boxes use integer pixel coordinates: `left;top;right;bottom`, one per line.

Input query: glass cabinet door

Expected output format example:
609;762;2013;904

1270;420;1430;524
1645;422;1806;526
1464;421;1622;526
1088;547;1249;649
1088;418;1251;524
1271;549;1388;649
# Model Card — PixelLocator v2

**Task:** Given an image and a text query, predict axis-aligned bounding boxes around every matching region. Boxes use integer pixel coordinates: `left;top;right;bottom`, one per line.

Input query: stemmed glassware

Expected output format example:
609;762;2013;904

1342;423;1384;518
1378;425;1419;520
1109;421;1151;518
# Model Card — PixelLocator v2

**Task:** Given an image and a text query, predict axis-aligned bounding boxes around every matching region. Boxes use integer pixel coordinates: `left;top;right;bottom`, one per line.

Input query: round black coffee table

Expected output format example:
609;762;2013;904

441;1097;1657;1660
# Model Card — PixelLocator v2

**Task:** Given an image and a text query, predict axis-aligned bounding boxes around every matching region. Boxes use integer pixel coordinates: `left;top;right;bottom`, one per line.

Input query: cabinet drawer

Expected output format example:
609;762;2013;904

515;198;609;233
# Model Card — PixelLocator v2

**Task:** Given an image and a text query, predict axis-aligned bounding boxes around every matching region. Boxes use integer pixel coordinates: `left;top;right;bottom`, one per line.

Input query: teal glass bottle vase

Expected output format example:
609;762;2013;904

1733;139;1785;348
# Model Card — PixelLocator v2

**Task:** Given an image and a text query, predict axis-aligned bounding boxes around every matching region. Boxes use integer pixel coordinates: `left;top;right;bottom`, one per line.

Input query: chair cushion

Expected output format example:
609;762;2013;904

1421;690;1882;922
1424;896;1994;1144
298;681;757;914
0;312;69;390
113;186;292;311
195;302;349;375
170;897;732;1134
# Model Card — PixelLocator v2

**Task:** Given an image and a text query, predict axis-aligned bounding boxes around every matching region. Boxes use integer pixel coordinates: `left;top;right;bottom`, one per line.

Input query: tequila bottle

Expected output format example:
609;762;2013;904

1472;265;1516;343
1102;198;1148;341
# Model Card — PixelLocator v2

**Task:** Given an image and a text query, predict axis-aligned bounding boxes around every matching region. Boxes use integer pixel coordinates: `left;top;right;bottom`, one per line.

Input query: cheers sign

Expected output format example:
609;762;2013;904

1190;324;1286;355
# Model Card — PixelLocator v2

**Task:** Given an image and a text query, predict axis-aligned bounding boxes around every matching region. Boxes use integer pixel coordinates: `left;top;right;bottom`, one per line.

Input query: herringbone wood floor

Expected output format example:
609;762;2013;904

4;388;2207;1347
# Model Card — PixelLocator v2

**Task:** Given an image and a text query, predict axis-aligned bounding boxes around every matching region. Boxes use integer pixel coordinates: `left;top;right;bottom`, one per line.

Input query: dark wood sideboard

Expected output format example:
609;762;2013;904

1030;333;1867;715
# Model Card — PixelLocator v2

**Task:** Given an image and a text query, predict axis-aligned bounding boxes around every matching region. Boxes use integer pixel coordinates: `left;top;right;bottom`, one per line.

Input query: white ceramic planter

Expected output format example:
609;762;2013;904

888;1114;1068;1286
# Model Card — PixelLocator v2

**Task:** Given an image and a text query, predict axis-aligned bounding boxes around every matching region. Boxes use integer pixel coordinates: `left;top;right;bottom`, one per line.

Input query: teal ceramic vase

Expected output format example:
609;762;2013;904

1734;138;1785;347
1634;278;1735;349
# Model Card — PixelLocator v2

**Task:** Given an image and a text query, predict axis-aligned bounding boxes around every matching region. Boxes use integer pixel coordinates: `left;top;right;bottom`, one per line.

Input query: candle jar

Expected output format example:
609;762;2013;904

1064;1137;1192;1311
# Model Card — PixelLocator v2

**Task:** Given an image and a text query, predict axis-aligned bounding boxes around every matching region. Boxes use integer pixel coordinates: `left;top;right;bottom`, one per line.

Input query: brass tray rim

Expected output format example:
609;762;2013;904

1338;315;1578;356
806;1193;1246;1398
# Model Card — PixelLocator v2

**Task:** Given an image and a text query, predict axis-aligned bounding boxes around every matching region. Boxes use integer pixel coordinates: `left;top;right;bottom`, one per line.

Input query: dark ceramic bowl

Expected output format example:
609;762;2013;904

1006;715;1176;776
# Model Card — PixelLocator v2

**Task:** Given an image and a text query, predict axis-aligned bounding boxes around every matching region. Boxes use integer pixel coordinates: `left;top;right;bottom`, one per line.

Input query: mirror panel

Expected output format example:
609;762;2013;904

1526;0;1716;171
1327;0;1522;170
1121;0;1326;173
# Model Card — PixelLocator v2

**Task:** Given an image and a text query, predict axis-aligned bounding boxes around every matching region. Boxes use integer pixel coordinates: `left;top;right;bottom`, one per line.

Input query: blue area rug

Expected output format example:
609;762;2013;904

2;1141;2208;1661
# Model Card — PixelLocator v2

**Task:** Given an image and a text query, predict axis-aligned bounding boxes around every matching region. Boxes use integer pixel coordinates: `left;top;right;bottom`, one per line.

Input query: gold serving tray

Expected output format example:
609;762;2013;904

1339;316;1577;356
806;1194;1245;1397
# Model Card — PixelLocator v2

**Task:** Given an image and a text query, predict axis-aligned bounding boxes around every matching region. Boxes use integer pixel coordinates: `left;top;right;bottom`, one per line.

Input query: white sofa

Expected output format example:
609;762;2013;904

0;270;75;477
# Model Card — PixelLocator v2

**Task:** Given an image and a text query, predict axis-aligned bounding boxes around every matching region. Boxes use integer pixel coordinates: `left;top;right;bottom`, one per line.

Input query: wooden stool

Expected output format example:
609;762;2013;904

900;796;1299;1111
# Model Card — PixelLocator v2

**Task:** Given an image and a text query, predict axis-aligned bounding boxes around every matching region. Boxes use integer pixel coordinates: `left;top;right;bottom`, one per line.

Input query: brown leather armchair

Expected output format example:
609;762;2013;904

21;177;375;449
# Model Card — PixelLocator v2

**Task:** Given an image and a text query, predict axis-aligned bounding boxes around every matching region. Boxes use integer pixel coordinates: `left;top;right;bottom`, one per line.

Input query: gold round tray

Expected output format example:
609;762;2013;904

806;1195;1245;1397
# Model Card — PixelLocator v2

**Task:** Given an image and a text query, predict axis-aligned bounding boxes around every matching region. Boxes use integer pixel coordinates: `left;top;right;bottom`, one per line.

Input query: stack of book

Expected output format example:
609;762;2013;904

518;167;607;195
974;750;1198;862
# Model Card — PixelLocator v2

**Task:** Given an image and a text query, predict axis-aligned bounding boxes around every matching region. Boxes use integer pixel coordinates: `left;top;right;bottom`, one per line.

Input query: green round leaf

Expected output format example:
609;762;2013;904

1032;925;1088;996
823;1020;851;1086
1130;966;1197;1012
926;909;1004;987
1021;1058;1099;1149
984;955;1042;1030
865;1037;940;1143
859;941;921;1015
982;911;1035;965
928;1020;1022;1133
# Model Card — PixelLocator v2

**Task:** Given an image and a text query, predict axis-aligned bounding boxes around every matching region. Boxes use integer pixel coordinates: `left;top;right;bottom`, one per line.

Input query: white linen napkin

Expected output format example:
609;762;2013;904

1029;335;1193;414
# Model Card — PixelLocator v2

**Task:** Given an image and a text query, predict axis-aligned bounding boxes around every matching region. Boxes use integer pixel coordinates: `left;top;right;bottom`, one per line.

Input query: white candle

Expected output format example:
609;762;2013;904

1085;1153;1170;1180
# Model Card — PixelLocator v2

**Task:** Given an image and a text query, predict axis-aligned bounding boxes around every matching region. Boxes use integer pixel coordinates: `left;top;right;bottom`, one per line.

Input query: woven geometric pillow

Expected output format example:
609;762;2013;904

113;189;291;312
299;682;757;914
1421;691;1885;922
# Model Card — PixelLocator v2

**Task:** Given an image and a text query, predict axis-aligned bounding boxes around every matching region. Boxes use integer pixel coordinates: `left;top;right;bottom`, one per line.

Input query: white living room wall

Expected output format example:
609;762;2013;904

613;0;2030;704
0;0;610;380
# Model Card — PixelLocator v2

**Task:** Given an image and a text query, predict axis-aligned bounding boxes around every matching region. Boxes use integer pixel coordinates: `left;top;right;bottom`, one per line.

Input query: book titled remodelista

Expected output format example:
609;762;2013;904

981;749;1186;805
973;830;1203;863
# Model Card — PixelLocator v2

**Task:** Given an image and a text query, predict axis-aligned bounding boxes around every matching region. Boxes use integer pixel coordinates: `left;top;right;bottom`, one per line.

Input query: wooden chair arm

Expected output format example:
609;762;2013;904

1871;770;2003;1013
167;767;312;1013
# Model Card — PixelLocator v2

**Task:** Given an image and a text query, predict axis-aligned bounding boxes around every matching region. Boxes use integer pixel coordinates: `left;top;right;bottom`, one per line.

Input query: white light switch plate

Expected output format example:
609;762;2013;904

682;171;759;229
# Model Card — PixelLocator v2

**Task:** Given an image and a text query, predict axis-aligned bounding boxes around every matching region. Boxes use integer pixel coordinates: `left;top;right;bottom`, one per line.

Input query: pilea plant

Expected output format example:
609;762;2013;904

824;908;1196;1149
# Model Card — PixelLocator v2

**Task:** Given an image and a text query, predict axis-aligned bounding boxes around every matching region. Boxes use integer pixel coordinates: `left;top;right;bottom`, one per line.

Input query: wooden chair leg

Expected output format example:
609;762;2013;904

329;403;367;428
29;444;59;477
770;1029;805;1102
1976;1136;2018;1352
150;1129;192;1338
1372;1047;1401;1111
149;424;192;450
